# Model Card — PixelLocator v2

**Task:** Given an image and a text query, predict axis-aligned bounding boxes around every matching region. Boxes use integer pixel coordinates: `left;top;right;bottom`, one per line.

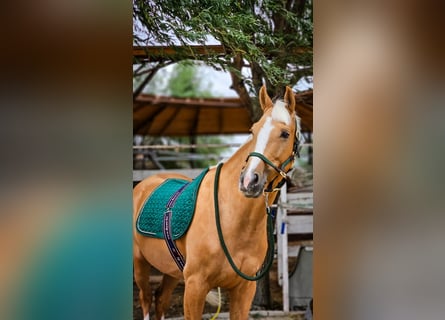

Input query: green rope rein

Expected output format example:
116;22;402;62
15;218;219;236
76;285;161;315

214;162;275;281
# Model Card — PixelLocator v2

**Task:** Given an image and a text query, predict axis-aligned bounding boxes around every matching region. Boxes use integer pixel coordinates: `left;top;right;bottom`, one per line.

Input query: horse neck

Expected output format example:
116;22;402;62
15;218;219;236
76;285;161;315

217;140;278;233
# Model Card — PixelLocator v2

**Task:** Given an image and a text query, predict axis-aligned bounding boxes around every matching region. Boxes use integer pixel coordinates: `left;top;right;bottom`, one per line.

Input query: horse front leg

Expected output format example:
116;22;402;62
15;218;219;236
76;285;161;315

183;274;209;319
228;280;256;320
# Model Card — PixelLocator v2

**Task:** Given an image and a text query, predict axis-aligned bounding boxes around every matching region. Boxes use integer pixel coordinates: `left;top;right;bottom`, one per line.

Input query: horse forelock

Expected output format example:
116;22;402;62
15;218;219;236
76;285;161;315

271;100;301;144
271;100;291;125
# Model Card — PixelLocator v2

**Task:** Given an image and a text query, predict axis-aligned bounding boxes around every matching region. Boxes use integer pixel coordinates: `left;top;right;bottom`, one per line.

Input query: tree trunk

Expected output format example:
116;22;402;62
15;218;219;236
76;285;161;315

229;54;261;122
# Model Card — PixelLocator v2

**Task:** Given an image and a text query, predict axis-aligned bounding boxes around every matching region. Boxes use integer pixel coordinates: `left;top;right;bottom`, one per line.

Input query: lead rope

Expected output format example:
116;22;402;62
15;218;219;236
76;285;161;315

214;162;275;281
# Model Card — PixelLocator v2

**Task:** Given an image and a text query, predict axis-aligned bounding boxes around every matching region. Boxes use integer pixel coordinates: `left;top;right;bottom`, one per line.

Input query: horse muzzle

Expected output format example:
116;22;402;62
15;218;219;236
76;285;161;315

239;169;266;198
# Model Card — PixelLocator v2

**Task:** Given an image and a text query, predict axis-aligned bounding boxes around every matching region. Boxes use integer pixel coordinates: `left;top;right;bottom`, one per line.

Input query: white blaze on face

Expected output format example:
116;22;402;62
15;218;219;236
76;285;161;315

243;116;274;188
144;314;150;320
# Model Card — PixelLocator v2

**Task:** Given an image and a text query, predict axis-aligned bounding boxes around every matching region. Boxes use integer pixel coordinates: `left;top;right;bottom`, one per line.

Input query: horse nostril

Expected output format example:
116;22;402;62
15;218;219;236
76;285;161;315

252;173;259;184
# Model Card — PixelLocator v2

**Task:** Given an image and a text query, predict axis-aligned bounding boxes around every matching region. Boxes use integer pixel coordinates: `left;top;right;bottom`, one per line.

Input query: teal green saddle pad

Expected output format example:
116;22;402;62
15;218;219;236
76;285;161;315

136;168;209;239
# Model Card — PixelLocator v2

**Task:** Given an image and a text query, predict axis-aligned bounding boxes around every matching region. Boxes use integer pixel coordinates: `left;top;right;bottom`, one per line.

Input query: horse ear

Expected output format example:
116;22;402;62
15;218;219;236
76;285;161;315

259;85;273;111
284;86;296;113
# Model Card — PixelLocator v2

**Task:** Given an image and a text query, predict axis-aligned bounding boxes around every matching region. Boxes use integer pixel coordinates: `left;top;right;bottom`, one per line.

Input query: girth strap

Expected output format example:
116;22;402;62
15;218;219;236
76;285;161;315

163;183;188;271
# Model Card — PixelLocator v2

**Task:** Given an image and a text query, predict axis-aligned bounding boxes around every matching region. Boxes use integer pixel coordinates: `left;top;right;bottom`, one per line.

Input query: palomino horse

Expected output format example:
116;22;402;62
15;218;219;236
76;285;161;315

133;85;301;319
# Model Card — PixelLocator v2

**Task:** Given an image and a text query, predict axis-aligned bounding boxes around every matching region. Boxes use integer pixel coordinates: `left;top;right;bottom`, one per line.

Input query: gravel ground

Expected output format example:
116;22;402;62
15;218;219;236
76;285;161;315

167;310;306;320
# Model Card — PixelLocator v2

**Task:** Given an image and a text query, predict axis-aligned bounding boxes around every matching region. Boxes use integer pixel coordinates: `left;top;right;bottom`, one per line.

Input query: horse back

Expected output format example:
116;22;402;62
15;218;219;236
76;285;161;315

133;173;192;221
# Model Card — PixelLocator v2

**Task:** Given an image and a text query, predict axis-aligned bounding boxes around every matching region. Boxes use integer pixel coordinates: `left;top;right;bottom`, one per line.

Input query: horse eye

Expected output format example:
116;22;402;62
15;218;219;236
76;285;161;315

280;131;290;139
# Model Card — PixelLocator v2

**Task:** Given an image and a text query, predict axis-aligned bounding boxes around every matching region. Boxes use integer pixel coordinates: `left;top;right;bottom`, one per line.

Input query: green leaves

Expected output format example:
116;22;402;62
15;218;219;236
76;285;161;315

168;61;213;98
134;0;313;91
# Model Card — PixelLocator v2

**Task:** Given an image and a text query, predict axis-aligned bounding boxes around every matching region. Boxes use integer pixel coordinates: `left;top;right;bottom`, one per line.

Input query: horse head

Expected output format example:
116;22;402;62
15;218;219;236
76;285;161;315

239;85;301;198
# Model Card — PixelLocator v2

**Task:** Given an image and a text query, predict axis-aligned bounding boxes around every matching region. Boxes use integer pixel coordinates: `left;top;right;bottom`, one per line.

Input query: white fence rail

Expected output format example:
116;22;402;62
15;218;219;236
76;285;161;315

276;184;313;312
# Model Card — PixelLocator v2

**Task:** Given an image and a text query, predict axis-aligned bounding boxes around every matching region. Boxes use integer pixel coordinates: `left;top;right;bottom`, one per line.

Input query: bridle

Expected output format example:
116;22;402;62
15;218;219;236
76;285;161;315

245;116;303;193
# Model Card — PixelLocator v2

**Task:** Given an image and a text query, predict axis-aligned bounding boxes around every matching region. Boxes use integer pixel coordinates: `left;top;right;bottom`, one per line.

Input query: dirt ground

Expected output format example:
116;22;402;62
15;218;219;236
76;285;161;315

133;259;306;320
